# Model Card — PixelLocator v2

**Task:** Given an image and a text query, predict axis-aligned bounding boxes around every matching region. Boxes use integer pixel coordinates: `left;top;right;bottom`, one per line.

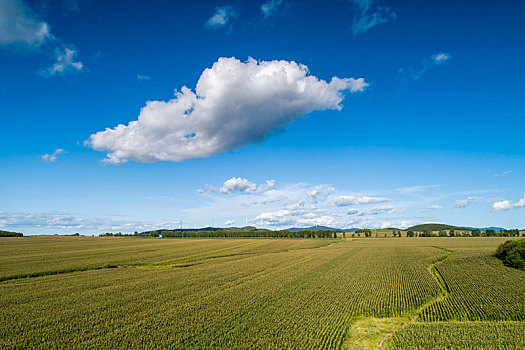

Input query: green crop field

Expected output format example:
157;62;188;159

1;236;524;349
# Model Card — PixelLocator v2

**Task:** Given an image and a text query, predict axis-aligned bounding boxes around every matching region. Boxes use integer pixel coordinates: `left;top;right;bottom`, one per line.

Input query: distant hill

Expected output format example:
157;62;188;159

465;226;506;231
145;226;270;235
287;226;359;233
406;223;467;231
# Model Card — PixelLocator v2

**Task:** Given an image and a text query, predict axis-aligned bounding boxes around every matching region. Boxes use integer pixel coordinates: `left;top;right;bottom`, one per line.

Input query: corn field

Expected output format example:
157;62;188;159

1;236;524;349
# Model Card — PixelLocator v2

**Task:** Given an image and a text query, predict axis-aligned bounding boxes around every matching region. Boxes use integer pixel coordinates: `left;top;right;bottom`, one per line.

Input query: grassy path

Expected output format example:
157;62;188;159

341;246;453;350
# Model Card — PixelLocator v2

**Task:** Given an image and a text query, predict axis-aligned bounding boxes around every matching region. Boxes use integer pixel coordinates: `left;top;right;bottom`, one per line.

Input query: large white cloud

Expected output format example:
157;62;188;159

0;0;50;47
87;57;368;163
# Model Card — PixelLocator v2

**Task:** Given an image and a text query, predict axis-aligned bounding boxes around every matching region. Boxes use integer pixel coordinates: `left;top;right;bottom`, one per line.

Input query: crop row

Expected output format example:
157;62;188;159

420;249;525;321
389;321;525;349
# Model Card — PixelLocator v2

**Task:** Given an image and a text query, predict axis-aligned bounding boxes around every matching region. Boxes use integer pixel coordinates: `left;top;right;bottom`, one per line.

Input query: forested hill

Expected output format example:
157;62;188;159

406;223;467;231
287;226;359;233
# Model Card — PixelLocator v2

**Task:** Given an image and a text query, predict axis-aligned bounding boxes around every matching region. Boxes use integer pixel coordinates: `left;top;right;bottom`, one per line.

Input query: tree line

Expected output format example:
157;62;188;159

160;229;336;238
407;229;522;237
0;230;23;237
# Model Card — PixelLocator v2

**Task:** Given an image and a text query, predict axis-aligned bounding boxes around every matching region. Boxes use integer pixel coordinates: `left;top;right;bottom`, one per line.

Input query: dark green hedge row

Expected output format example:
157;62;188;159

495;239;525;270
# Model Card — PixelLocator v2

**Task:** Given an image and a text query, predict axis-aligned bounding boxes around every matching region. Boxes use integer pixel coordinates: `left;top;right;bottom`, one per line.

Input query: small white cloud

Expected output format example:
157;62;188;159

347;209;363;216
207;177;276;195
491;200;513;212
426;205;442;210
261;0;284;19
224;219;234;226
86;57;367;164
369;206;403;215
205;5;238;29
0;0;50;47
491;195;525;212
307;185;323;197
432;52;451;64
137;74;151;81
333;195;391;207
493;170;512;177
394;185;438;193
399;52;452;81
41;148;66;162
455;197;483;208
220;177;257;194
259;179;276;192
351;0;396;35
38;47;83;77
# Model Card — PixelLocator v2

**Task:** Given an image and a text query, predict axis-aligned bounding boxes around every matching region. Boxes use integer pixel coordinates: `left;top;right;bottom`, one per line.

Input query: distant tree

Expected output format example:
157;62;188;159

449;229;455;237
406;230;415;237
421;230;437;237
439;230;447;237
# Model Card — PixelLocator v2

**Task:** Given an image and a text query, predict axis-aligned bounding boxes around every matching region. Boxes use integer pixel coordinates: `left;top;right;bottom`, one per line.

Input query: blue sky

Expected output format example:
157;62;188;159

1;0;524;234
